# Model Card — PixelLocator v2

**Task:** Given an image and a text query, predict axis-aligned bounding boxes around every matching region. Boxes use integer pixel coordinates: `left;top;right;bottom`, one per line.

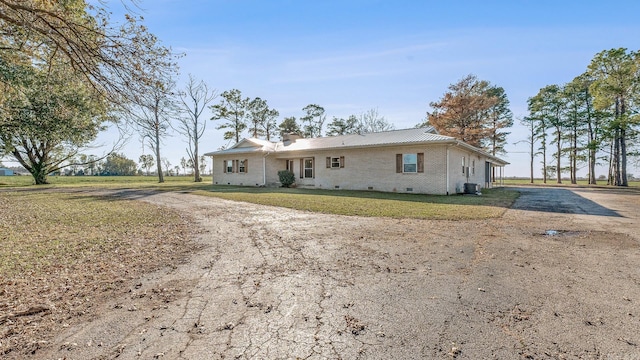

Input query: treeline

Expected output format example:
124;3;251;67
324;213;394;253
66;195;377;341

524;48;639;186
211;88;394;147
62;153;209;177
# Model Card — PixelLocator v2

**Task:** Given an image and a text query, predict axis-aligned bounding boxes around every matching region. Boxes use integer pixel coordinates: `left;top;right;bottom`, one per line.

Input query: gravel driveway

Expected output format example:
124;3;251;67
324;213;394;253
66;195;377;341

37;186;640;359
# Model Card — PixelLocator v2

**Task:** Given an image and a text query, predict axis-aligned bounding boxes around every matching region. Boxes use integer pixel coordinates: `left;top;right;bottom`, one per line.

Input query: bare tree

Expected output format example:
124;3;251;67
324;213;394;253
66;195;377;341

177;75;217;182
161;157;172;176
180;157;187;176
358;108;394;133
122;25;180;184
131;77;179;183
518;117;538;183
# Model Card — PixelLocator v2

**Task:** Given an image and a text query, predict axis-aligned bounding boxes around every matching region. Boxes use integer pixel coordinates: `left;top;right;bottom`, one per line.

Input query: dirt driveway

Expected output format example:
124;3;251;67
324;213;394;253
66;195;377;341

37;186;640;359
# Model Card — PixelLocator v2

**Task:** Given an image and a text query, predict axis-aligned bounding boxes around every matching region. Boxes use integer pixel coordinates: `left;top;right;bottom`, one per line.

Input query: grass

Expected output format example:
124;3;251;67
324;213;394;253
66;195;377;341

0;175;520;220
0;174;214;189
0;190;191;276
0;188;197;356
195;186;519;220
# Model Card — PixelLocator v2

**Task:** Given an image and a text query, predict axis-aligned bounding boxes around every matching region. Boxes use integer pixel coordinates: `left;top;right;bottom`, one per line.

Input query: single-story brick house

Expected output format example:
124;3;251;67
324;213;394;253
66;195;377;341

205;127;508;195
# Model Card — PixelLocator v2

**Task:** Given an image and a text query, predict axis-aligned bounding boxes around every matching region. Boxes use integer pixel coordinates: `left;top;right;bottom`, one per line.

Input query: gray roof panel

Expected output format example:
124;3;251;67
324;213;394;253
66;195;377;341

276;127;452;152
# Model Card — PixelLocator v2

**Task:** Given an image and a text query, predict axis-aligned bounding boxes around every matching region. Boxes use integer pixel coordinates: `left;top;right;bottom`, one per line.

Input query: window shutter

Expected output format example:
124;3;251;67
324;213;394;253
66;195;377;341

300;159;303;179
312;157;315;178
234;160;238;173
340;156;345;168
417;153;424;173
245;159;248;173
396;154;402;173
326;157;331;168
223;159;226;173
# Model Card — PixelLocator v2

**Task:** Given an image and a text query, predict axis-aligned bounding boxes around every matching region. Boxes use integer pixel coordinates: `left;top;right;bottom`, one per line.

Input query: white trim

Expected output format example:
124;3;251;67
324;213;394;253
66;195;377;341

263;152;270;186
446;145;450;195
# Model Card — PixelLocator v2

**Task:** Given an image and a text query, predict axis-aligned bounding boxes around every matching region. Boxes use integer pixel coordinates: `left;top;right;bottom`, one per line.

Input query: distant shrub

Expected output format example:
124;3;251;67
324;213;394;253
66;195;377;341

278;170;295;188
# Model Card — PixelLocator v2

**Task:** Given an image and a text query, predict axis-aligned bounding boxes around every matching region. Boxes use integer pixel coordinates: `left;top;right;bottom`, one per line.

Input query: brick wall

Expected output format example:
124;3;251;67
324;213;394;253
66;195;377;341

211;144;497;195
277;145;450;194
212;153;271;186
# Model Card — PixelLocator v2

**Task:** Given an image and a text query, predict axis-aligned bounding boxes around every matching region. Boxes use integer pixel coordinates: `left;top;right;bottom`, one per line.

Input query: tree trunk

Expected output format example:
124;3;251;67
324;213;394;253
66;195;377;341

589;146;596;185
587;121;596;185
619;97;628;186
571;125;577;184
620;128;628;186
529;142;534;184
155;120;164;183
613;129;621;186
541;128;547;184
529;120;535;183
556;126;562;184
585;93;596;185
12;147;49;184
193;126;202;182
607;140;614;185
32;168;49;185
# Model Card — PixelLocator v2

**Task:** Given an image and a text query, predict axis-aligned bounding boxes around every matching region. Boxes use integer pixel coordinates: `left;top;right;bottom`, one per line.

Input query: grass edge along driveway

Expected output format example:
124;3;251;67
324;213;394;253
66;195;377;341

193;186;518;220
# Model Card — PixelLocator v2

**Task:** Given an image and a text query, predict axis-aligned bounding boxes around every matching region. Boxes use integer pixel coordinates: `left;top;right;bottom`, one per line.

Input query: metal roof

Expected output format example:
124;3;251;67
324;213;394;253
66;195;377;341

204;138;275;156
275;127;451;152
205;127;509;165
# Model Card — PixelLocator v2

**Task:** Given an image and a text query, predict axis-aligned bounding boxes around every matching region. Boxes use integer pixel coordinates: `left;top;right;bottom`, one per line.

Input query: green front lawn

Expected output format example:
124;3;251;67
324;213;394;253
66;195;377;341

195;185;518;220
0;175;519;220
0;174;213;189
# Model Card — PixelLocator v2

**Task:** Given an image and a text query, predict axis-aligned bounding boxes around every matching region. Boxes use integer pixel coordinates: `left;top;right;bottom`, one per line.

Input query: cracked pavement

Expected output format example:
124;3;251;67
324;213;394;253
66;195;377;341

37;186;640;359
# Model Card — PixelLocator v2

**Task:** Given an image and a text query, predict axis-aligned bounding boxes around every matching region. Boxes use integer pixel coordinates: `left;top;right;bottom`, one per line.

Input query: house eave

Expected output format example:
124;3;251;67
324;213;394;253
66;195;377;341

205;149;269;157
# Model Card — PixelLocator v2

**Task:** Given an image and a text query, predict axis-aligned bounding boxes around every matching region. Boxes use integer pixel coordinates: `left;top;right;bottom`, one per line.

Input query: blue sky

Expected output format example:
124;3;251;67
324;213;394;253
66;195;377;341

93;0;640;177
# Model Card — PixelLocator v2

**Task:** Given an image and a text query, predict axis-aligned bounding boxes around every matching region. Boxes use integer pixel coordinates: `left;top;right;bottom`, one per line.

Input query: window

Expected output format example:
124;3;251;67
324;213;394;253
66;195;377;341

403;154;418;173
304;158;313;178
224;159;247;173
396;153;424;173
326;156;345;169
472;160;475;175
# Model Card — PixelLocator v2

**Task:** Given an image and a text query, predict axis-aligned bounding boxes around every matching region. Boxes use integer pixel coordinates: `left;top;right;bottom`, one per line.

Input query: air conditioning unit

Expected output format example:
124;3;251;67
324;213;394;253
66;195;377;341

464;183;478;194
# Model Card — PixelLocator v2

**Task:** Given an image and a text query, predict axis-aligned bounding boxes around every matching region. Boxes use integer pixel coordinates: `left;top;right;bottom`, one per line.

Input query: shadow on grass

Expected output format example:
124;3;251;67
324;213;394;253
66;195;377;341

0;180;520;219
30;184;519;208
